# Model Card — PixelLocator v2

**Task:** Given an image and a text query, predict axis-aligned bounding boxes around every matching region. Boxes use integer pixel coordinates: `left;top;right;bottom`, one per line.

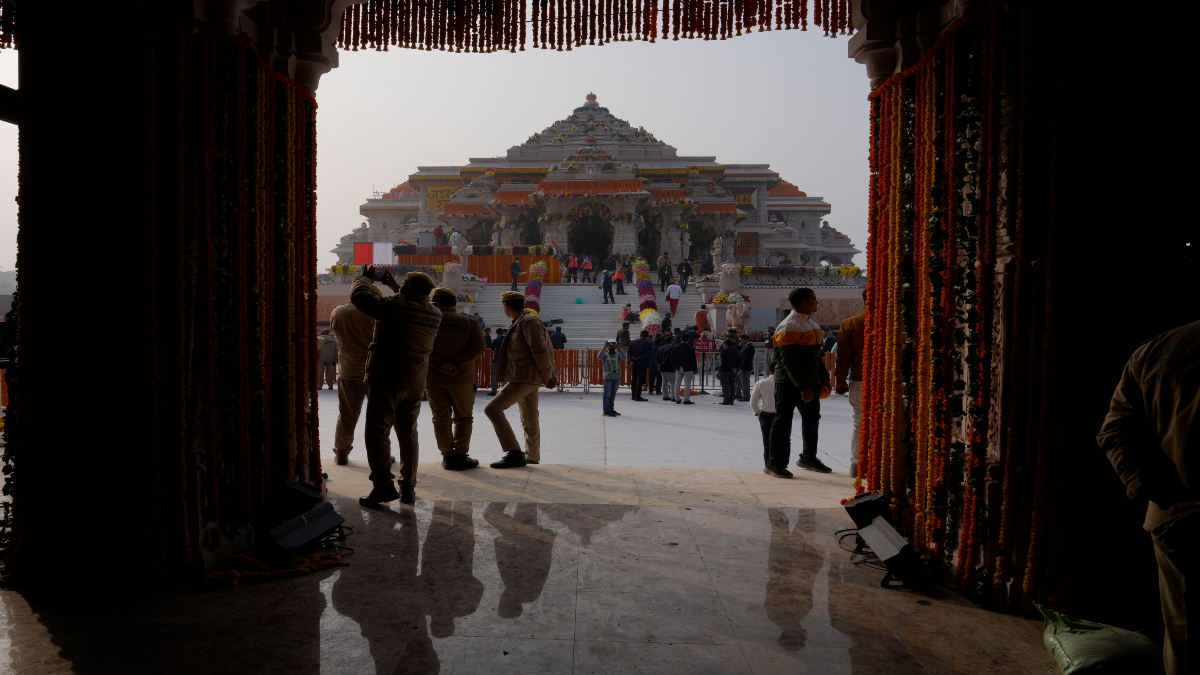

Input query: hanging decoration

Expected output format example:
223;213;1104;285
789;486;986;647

633;260;663;334
334;0;852;53
523;261;548;315
852;3;1001;598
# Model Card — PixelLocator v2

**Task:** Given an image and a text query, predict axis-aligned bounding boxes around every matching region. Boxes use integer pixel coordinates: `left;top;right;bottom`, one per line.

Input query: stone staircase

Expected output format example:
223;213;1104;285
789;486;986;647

471;280;707;348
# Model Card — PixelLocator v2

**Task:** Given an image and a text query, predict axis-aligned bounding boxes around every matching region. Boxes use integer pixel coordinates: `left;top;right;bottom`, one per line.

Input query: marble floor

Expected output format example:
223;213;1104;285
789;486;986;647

0;462;1059;675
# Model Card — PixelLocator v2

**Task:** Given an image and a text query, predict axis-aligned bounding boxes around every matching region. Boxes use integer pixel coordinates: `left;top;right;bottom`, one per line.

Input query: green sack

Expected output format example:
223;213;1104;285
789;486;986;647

1037;604;1162;674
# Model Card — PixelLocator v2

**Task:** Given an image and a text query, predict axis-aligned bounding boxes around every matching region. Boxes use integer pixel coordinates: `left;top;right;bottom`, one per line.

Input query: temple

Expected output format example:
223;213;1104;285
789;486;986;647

338;93;860;269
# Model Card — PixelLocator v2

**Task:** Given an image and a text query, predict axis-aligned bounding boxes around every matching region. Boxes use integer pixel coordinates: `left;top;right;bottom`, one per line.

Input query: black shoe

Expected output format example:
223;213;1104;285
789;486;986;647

491;450;528;469
797;457;833;474
612;410;621;415
603;411;618;417
400;485;415;504
334;450;350;466
359;483;401;506
682;401;695;405
443;454;480;471
662;397;672;401
487;391;497;396
527;460;539;465
676;400;682;404
764;465;793;479
633;397;649;402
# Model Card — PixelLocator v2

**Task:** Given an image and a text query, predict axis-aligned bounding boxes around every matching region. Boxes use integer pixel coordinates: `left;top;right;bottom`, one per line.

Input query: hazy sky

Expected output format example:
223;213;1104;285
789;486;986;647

0;28;870;275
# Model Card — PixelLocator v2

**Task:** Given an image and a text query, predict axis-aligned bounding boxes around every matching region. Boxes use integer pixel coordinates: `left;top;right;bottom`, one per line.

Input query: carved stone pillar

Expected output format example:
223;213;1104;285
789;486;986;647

611;220;638;255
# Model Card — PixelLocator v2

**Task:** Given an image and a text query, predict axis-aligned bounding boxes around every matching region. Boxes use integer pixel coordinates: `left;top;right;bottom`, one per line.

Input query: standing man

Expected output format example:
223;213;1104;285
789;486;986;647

485;292;559;469
627;330;654;402
821;330;837;353
694;305;710;334
616;322;632;351
718;338;739;405
614;264;626;296
600;271;616;305
1097;320;1198;675
581;255;594;283
483;326;493;346
351;266;442;505
657;335;678;401
488;328;507;396
329;292;378;465
549;326;568;350
666;280;683;316
567;252;579;283
426;287;487;471
674;334;697;405
737;333;756;402
317;328;338;390
767;287;832;478
433;225;445;245
647;336;663;396
750;362;777;468
661;312;673;335
599;340;624;417
677;259;692;293
658;254;673;292
603;253;618;277
835;291;866;478
509;257;522;291
448;227;461;251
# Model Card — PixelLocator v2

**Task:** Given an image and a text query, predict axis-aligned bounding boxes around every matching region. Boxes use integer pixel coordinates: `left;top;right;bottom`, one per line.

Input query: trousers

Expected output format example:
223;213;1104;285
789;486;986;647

767;379;821;468
758;412;776;466
669;298;679;315
426;383;475;456
602;379;619;412
484;382;542;461
737;371;751;399
568;267;578;282
679;274;689;292
849;380;863;477
676;370;694;402
659;275;671;292
616;279;625;294
719;372;736;404
1155;532;1196;675
661;371;677;400
334;378;368;450
602;288;615;304
648;368;661;394
318;361;337;388
631;364;647;399
364;380;423;487
510;272;519;290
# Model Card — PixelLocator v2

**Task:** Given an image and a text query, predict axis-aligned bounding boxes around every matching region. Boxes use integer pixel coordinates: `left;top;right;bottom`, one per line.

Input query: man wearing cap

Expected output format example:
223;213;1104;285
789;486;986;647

485;291;559;468
329;292;379;465
427;287;487;471
352;266;442;505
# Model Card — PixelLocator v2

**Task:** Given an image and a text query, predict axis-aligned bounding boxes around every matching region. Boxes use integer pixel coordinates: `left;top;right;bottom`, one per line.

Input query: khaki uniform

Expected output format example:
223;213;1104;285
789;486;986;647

350;276;441;488
427;306;487;456
1097;320;1199;675
484;311;557;461
329;303;376;452
317;335;338;387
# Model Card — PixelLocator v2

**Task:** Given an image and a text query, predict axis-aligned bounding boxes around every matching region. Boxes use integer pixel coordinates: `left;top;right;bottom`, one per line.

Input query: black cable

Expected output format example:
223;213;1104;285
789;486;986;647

835;528;888;572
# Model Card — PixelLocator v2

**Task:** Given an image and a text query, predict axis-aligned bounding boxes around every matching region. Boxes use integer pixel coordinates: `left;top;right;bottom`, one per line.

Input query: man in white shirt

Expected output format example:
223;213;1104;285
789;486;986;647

666;282;683;315
749;361;776;469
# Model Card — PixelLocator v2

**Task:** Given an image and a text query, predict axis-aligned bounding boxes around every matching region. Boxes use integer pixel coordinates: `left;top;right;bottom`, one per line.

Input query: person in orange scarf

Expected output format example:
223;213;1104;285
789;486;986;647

766;287;831;478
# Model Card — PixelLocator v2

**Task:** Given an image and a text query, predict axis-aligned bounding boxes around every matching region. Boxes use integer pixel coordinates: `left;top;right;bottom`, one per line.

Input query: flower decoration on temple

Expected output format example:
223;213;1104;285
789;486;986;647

523;262;547;316
632;260;662;335
456;292;474;302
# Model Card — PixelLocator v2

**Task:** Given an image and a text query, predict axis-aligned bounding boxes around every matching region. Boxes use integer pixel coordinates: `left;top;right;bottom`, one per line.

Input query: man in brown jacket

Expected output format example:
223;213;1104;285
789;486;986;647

351;266;441;505
1097;320;1198;675
329;290;380;465
835;290;867;478
427;287;487;470
485;291;559;469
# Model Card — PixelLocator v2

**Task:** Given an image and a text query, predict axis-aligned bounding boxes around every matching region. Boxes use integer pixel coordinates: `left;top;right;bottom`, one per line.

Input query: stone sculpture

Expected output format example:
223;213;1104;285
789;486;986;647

440;261;463;294
726;300;751;332
718;261;741;295
710;235;723;271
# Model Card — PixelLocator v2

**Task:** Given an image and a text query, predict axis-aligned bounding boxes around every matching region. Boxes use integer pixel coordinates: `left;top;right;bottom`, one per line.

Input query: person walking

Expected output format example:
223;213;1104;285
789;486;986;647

483;326;493;345
1097;320;1199;675
598;340;625;417
549;326;568;350
647;336;662;395
750;361;777;468
661;312;673;335
835;291;866;477
509;257;523;291
674;333;697;405
616;322;631;351
657;335;678;401
614;265;626;296
718;338;739;405
677;259;692;293
581;255;594;283
600;271;616;304
627;330;654;402
317;328;338;390
426;287;487;471
485;291;559;469
329;294;378;465
666;281;683;316
658;255;673;292
488;327;507;396
736;333;756;401
767;287;832;479
567;253;579;283
351;266;442;506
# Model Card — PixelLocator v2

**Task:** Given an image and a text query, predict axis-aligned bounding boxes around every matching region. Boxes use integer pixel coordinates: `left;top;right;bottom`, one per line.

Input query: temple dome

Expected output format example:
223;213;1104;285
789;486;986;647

768;180;808;198
584;92;598;106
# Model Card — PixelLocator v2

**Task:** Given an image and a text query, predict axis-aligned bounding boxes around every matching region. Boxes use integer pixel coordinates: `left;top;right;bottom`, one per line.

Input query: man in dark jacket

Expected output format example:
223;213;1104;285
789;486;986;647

647;336;662;395
509;257;523;291
657;336;678;401
736;334;756;401
627;330;655;402
426;287;487;471
718;339;740;405
673;334;697;404
549;326;568;350
661;313;673;335
488;328;507;396
677;259;692;293
767;287;831;478
603;254;618;274
600;271;615;304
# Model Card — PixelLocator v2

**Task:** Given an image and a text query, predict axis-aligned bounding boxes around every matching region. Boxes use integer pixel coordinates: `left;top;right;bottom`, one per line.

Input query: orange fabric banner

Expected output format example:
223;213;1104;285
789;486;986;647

393;254;562;283
537;180;644;196
692;203;742;215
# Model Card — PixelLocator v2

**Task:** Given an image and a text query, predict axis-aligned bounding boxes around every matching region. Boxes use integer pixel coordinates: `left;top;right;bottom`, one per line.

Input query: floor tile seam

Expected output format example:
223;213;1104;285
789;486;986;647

569;637;744;645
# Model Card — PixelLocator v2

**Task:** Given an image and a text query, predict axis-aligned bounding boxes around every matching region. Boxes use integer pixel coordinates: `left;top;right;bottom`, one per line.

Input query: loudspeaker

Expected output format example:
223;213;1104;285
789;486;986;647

263;501;345;567
843;492;926;588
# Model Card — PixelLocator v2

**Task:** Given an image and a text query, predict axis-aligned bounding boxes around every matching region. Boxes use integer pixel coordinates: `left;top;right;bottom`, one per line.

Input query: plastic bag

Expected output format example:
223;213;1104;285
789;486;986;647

1037;605;1162;674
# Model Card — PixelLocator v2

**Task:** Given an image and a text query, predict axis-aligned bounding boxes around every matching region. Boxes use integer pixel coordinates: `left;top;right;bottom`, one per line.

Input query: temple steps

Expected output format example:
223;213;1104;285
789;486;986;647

472;282;707;347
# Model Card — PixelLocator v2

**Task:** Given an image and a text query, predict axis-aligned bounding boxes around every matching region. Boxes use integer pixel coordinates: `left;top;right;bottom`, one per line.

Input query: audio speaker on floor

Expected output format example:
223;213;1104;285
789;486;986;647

262;501;345;567
843;492;926;588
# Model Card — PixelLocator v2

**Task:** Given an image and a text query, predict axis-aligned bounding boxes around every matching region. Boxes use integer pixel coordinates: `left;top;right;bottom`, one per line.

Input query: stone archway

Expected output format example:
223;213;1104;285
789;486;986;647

567;216;613;260
685;221;718;271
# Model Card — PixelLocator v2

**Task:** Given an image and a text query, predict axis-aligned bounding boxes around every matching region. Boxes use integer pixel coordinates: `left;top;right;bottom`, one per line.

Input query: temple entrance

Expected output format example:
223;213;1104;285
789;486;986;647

466;220;495;246
636;213;661;260
685;222;718;273
567;216;613;260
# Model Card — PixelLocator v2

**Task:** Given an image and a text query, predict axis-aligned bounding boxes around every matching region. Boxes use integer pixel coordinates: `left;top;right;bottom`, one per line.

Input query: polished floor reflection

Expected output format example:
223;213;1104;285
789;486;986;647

0;493;1056;674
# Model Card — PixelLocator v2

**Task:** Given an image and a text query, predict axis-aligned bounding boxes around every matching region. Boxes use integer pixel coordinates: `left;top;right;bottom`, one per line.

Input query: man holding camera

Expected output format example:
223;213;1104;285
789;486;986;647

351;266;442;505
